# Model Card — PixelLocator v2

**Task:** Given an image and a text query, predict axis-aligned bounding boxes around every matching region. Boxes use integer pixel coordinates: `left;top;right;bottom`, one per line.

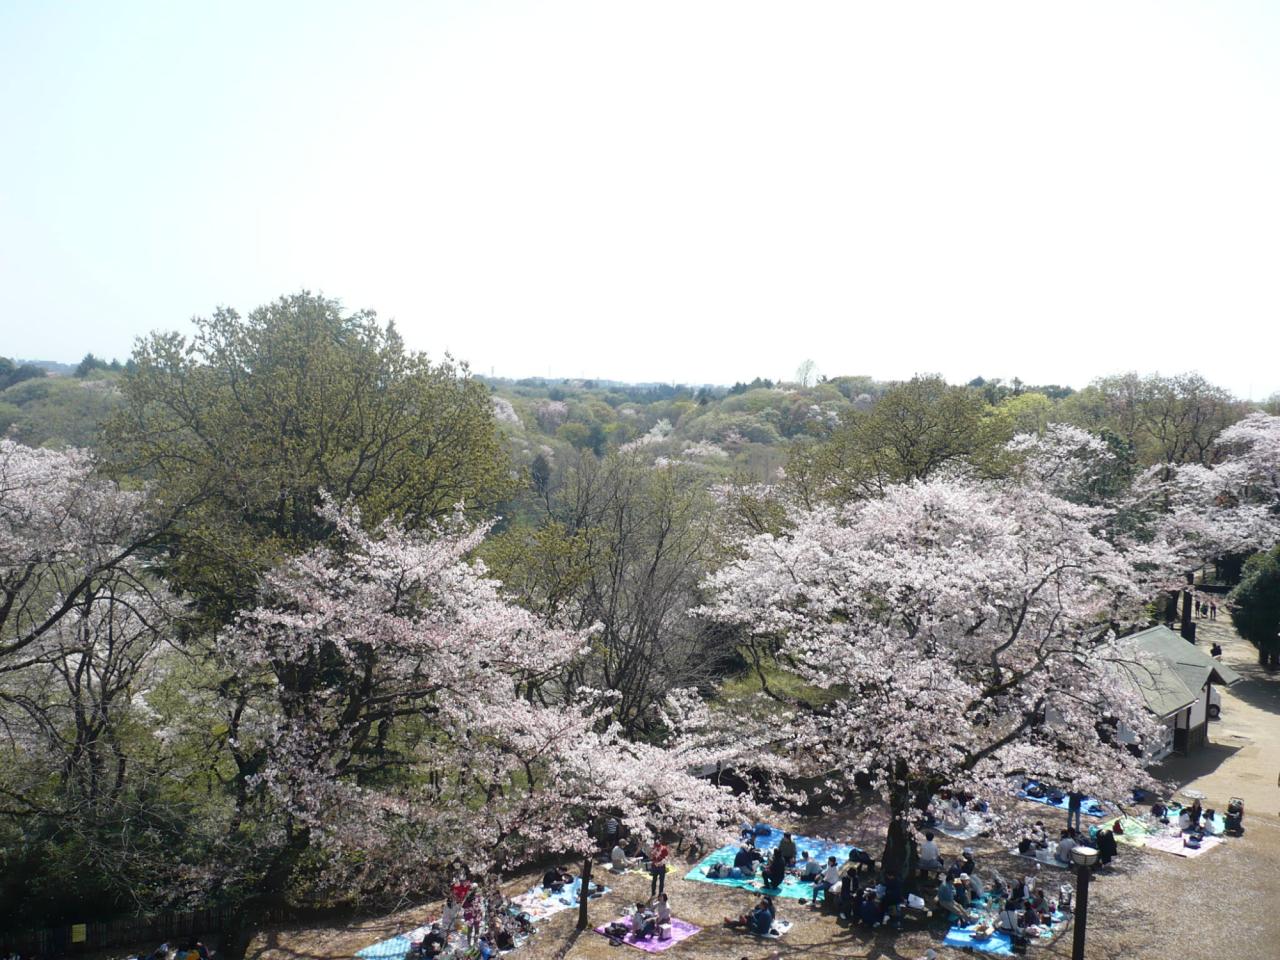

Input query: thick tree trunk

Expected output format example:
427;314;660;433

880;771;919;881
221;828;311;960
577;855;593;930
881;813;915;879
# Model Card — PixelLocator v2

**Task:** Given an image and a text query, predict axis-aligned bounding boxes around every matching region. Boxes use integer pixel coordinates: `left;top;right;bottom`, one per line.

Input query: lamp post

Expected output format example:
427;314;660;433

1070;845;1099;960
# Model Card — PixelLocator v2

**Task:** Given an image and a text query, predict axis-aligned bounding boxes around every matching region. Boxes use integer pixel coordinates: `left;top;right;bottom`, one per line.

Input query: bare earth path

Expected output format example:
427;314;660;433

248;613;1280;960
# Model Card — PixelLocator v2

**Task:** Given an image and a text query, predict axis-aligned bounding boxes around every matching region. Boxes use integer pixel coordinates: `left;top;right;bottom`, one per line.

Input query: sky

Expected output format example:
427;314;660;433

1;1;1278;397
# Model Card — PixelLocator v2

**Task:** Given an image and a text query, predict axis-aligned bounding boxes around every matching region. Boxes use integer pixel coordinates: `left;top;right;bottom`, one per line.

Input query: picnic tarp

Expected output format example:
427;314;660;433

1144;833;1223;858
946;901;1067;957
356;932;419;960
684;825;869;900
594;916;701;953
1009;845;1069;869
936;811;992;841
1092;816;1159;848
510;878;610;922
942;926;1015;956
1017;781;1108;818
1092;814;1226;857
752;918;793;939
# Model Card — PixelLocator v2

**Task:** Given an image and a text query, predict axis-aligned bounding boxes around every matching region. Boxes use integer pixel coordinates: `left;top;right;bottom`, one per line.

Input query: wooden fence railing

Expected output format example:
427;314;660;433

2;906;250;958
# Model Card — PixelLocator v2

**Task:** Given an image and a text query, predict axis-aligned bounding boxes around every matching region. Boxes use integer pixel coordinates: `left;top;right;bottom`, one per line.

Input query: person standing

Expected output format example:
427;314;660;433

650;840;670;896
1067;791;1084;832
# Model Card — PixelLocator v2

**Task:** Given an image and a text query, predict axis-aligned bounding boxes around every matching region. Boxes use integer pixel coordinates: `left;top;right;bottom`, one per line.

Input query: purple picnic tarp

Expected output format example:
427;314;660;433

594;916;701;953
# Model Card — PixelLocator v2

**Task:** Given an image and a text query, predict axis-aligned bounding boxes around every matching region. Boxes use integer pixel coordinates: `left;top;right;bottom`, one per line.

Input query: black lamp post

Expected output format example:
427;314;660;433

1070;845;1099;960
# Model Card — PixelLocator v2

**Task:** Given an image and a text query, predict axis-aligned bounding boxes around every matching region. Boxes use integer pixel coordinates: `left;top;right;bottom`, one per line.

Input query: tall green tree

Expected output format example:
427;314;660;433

104;292;513;622
1230;545;1280;667
785;375;1009;504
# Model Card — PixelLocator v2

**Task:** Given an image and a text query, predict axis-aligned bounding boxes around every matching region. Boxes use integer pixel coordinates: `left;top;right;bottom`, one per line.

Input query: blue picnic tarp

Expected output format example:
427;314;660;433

356;933;416;960
945;902;1067;957
942;927;1015;955
1018;781;1108;818
684;824;870;900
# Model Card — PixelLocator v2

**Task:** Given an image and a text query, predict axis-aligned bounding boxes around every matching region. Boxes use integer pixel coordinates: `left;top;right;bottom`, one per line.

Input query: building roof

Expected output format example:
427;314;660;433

1117;625;1242;719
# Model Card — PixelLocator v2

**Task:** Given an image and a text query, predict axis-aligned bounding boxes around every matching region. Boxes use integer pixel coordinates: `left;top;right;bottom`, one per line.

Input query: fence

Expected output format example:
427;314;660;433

2;907;249;959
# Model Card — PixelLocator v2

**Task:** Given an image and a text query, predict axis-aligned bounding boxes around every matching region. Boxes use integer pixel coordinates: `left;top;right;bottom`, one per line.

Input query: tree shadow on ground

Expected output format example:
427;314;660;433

1151;741;1244;788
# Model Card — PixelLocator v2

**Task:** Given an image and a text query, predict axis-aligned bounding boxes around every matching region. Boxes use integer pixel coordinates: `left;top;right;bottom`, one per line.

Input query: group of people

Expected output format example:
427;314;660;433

1152;797;1223;847
410;868;531;960
602;816;671;896
991;875;1067;947
1015;820;1118;868
1194;597;1219;620
634;893;673;938
134;943;213;960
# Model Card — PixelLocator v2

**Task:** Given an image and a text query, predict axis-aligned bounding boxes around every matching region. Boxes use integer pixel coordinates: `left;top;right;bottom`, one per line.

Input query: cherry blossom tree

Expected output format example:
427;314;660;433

1007;423;1119;503
0;441;157;676
0;440;189;918
702;479;1162;875
1120;413;1280;621
209;498;752;955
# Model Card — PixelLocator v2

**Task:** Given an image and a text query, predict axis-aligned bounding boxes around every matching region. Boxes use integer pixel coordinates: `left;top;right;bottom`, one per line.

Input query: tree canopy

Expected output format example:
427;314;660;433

104;293;514;622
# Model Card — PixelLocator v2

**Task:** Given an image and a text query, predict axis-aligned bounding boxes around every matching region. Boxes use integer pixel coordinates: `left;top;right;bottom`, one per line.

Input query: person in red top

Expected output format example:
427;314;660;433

650;840;670;896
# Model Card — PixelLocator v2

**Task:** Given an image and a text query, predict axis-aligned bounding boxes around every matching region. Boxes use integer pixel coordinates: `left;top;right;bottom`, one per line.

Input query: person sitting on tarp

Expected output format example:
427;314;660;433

630;902;658;939
964;869;986;899
935;877;972;922
1151;800;1169;822
858;888;884;927
835;869;861;920
845;845;875;873
776;832;797;866
879;871;905;930
611;842;630;873
997;902;1028;946
812;856;841;909
918;831;943;872
542;866;572;892
1187;799;1204;830
1054;830;1078;865
750;901;775;937
419;924;447;959
623;835;646;860
724;896;775;933
734;845;763;875
987;870;1009;900
1030;820;1048;847
763;847;788;889
795;850;823;881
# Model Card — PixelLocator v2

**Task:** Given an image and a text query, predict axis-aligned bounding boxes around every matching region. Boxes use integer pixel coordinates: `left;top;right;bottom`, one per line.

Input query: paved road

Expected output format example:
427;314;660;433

1155;612;1280;817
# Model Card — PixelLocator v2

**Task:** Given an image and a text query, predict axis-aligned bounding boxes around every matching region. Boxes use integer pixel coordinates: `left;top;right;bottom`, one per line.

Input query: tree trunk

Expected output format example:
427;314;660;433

577;855;593;931
221;828;311;960
880;770;918;881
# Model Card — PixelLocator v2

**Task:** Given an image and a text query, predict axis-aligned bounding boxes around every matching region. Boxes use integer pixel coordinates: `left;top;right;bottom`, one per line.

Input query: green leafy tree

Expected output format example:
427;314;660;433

104;292;513;623
1230;545;1280;667
0;356;46;390
787;375;1007;504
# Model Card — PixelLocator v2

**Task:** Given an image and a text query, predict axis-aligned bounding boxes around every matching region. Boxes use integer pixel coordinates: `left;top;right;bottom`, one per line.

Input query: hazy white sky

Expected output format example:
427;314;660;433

2;1;1277;395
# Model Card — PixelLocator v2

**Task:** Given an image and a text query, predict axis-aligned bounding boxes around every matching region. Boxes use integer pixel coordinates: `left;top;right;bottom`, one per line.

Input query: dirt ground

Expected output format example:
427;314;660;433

242;613;1280;960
